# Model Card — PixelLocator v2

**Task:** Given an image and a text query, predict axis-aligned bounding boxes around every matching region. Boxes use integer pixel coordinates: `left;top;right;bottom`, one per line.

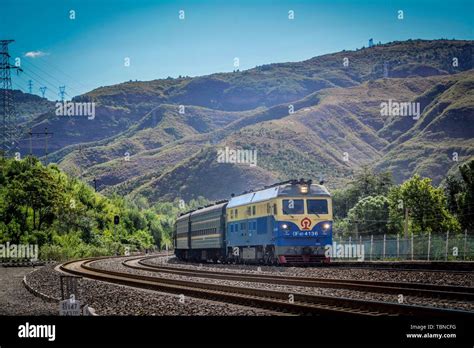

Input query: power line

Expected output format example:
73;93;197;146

11;70;30;92
19;60;73;100
22;67;60;92
22;58;82;97
16;76;50;99
21;69;60;98
36;56;93;94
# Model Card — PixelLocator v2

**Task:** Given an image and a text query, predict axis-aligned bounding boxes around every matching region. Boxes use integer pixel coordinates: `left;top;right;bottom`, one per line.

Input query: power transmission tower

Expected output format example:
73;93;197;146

28;79;33;94
58;85;66;101
0;39;23;156
39;86;47;98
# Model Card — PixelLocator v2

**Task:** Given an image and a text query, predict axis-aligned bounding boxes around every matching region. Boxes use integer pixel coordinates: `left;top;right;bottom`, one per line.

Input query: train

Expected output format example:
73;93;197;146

173;179;333;265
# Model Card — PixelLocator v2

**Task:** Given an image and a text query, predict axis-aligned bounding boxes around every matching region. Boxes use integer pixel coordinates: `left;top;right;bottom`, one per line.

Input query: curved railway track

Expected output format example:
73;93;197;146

124;256;474;301
324;262;473;273
59;256;474;317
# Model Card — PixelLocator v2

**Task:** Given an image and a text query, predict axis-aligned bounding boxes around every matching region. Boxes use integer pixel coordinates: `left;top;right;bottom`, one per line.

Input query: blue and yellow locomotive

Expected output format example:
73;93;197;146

174;179;332;264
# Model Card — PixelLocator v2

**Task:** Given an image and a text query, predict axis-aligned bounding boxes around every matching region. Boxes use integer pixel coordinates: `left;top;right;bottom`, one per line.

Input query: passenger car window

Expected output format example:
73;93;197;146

282;199;304;214
307;199;328;214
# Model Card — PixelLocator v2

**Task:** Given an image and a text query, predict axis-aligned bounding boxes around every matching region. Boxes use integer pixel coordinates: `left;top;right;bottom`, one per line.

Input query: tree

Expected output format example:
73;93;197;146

354;166;392;197
445;159;474;230
332;187;360;219
388;175;460;235
333;167;393;218
347;195;390;235
0;156;160;260
458;160;474;230
1;157;63;238
445;174;463;214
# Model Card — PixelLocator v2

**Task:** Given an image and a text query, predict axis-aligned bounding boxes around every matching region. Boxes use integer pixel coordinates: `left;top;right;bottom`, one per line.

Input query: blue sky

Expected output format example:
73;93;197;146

1;0;473;100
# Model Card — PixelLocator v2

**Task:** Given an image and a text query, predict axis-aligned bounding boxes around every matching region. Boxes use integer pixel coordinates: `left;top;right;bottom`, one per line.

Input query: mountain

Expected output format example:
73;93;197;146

20;39;474;202
20;39;472;157
9;90;54;124
85;39;472;111
128;71;474;201
374;72;474;183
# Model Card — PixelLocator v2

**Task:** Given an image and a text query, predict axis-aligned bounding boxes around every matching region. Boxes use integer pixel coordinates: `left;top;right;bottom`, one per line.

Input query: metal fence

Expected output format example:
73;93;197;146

331;230;473;261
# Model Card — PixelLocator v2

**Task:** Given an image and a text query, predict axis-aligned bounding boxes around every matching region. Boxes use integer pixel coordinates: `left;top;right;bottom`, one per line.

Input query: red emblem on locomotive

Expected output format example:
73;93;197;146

301;217;312;230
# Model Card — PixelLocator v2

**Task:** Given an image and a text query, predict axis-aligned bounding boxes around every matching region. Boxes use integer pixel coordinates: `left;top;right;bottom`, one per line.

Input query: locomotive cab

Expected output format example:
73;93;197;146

273;183;333;263
225;179;333;265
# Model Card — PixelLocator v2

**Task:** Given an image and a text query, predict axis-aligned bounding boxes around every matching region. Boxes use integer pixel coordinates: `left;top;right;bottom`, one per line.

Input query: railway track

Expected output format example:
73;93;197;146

59;256;473;317
326;262;474;273
123;256;474;301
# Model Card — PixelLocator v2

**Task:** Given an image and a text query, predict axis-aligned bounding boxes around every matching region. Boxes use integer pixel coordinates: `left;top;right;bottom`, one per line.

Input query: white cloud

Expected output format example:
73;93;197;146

24;51;48;58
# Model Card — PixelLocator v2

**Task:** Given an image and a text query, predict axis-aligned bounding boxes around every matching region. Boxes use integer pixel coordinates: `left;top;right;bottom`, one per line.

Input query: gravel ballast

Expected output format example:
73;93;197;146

146;256;473;287
90;256;474;312
25;263;274;316
0;266;57;315
20;255;474;315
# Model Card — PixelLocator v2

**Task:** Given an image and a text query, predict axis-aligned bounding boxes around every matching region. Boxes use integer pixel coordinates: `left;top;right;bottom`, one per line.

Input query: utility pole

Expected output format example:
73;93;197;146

39;86;47;98
0;40;23;156
403;207;409;259
464;229;468;260
28;129;32;155
44;127;52;164
58;86;66;102
28;80;33;94
77;144;84;178
28;127;53;163
403;207;409;239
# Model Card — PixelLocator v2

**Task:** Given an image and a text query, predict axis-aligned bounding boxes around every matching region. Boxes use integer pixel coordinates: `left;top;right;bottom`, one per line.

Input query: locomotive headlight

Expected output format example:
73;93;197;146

322;223;331;230
300;185;309;194
281;223;289;230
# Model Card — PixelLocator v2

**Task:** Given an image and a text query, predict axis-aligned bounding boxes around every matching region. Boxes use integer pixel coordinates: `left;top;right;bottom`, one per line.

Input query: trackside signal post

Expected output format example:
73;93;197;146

114;215;120;254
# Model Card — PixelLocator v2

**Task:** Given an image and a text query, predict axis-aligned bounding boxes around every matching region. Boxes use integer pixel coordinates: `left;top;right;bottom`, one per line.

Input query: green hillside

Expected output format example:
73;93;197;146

20;39;473;157
18;39;474;203
57;71;473;202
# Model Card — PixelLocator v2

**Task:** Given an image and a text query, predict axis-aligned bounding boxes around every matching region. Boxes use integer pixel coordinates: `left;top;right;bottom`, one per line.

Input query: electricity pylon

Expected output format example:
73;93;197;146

0;40;23;156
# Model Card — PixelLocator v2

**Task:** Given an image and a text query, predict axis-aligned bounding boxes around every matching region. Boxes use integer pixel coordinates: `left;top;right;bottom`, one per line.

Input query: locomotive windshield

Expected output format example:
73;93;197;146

307;199;328;214
282;199;304;214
